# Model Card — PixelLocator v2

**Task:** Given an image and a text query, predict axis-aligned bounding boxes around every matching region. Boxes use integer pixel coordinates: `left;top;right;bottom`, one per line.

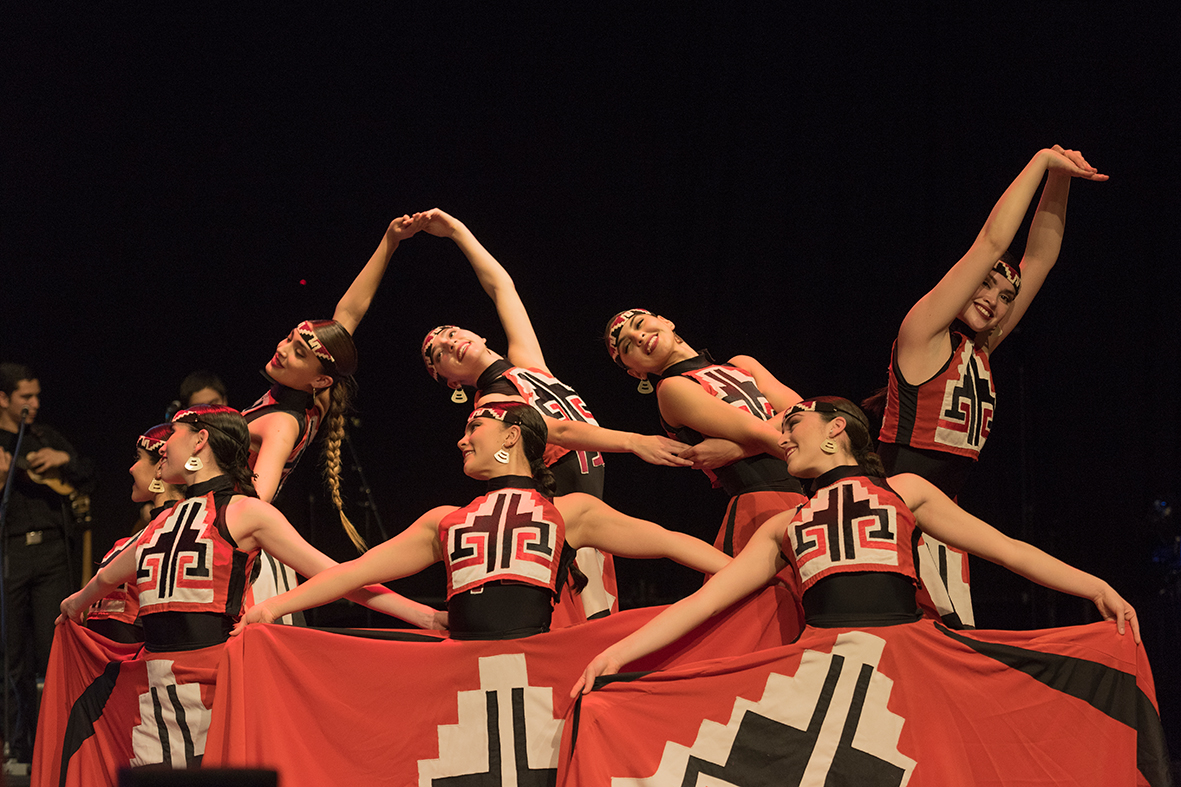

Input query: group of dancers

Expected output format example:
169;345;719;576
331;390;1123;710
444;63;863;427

36;145;1173;785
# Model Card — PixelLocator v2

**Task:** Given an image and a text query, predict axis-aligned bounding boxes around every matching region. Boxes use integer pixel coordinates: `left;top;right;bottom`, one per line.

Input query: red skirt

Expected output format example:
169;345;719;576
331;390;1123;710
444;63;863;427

560;618;1170;786
34;622;224;787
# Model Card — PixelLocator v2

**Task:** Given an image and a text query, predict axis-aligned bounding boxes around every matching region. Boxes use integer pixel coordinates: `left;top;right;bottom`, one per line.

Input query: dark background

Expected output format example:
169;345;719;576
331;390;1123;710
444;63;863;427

4;4;1177;758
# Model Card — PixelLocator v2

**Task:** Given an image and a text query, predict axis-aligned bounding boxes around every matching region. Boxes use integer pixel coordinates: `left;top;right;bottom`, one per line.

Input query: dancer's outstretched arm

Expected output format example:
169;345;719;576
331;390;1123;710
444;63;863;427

898;147;1106;376
893;473;1137;642
572;511;791;696
335;213;429;333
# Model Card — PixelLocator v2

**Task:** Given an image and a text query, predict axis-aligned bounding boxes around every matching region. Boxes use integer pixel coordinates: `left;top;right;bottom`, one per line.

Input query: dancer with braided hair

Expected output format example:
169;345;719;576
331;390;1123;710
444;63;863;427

244;213;427;616
49;405;441;783
417;208;691;622
85;424;185;644
565;398;1168;786
863;146;1108;626
236;401;727;639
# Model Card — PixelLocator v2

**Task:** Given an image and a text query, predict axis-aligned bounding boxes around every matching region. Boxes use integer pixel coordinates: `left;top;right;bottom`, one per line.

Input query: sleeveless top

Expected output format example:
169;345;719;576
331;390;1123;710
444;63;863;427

782;467;921;595
476;359;605;477
134;476;256;649
879;331;996;461
242;381;323;496
652;353;802;497
439;476;577;639
87;537;139;625
439;476;566;599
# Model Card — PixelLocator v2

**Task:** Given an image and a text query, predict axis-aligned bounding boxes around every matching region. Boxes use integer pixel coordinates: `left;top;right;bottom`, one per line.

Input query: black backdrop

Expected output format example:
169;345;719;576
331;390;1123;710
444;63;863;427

4;4;1177;756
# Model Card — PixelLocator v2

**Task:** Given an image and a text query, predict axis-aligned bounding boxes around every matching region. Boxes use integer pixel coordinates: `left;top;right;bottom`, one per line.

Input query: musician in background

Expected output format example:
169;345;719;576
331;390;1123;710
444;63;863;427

0;362;94;765
163;369;229;422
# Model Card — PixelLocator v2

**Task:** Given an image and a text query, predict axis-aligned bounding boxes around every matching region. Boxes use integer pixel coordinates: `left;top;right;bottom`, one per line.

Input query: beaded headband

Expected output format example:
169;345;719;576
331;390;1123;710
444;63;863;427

295;320;336;366
421;325;457;382
468;402;531;424
783;399;870;431
605;308;654;368
993;260;1021;296
171;406;241;437
136;426;170;454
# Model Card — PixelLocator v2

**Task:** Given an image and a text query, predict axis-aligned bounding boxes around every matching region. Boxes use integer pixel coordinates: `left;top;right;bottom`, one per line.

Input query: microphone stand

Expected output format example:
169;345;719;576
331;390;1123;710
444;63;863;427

0;408;30;763
342;427;388;627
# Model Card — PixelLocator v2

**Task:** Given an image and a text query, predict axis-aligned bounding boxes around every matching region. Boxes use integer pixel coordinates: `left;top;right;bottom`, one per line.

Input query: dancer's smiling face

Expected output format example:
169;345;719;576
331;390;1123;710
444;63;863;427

266;326;333;392
958;269;1016;334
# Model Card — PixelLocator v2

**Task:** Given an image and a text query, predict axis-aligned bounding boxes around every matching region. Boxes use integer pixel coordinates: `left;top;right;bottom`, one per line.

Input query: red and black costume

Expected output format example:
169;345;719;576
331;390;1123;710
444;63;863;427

877;330;996;627
242;381;322;498
476;359;604;496
878;330;995;498
651;352;806;557
439;475;578;640
562;467;1172;786
38;477;257;784
476;359;616;623
241;381;320;624
134;476;256;650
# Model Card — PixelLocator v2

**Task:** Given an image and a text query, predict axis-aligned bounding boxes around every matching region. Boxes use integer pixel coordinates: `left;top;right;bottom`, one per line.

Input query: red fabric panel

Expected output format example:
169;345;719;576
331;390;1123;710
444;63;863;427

561;620;1165;786
203;586;799;785
34;623;228;786
34;622;141;786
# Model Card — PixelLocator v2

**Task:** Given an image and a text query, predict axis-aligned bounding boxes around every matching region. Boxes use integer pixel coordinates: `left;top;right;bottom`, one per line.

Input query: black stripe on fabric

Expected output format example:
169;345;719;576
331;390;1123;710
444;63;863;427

486;690;502;775
165;683;196;764
722;499;738;557
59;660;123;787
151;686;171;764
934;623;1174;787
839;663;874;750
566;669;676;771
809;654;843;734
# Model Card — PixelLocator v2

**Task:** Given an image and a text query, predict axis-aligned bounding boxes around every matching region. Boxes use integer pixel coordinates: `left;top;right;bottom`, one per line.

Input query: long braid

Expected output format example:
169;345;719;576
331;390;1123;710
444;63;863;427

321;377;368;553
528;455;558;501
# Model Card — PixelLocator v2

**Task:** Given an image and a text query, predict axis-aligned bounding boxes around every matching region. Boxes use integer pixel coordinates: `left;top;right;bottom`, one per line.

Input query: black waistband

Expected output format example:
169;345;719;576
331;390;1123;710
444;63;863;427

802;573;921;628
447;583;553;640
141;611;233;652
716;455;803;497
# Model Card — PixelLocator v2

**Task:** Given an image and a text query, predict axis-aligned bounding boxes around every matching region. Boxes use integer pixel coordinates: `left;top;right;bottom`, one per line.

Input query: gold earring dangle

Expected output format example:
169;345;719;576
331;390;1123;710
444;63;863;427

451;387;468;404
184;455;204;471
820;439;838;455
637;379;654;394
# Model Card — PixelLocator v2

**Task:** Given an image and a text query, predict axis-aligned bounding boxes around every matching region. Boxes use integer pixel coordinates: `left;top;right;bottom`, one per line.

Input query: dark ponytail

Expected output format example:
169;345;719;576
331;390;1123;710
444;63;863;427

808;396;887;478
504;406;557;499
172;405;260;497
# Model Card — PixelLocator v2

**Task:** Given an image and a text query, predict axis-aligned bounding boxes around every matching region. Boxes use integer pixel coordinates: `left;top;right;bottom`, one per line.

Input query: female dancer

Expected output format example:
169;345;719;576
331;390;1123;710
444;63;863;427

247;212;427;540
85;424;185;643
236;401;728;639
56;405;441;776
866;146;1107;625
417;208;690;621
604;308;806;558
245;213;427;616
567;398;1161;784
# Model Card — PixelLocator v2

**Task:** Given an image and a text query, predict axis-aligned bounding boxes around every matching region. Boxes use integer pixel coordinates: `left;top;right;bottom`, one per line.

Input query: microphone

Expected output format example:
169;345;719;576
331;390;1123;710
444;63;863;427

20;406;29;421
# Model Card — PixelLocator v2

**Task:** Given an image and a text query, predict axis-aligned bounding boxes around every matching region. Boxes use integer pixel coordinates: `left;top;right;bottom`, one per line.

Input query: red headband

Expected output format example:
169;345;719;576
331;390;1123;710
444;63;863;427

295;320;336;366
468;402;530;424
422;325;457;382
605;308;653;368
